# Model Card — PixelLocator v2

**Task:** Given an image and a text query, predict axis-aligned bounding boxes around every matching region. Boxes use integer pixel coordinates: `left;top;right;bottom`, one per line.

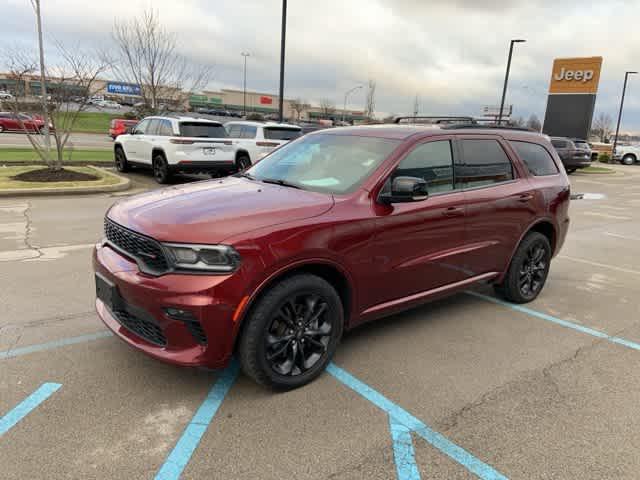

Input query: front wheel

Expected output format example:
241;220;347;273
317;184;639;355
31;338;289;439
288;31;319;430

494;232;551;303
114;148;129;172
238;274;344;390
622;154;636;166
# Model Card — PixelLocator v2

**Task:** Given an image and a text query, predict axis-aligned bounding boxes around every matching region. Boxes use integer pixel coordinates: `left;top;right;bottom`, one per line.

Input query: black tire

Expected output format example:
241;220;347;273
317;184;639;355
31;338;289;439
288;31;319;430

238;274;344;390
153;153;171;184
494;232;551;304
114;147;129;173
236;155;251;172
566;168;576;174
0;125;4;133
622;154;636;166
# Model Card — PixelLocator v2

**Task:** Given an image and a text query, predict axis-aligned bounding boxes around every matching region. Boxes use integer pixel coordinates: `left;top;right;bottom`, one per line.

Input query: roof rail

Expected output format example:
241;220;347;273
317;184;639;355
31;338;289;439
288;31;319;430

441;123;537;132
393;116;477;125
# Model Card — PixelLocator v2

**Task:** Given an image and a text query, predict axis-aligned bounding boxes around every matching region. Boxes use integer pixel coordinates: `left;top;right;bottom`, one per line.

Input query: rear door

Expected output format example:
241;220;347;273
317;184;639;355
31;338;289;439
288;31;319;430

138;118;161;165
456;136;536;277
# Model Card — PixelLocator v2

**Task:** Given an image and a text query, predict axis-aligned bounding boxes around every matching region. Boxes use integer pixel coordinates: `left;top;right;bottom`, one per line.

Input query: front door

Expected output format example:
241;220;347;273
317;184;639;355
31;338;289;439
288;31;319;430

365;137;468;310
124;118;151;163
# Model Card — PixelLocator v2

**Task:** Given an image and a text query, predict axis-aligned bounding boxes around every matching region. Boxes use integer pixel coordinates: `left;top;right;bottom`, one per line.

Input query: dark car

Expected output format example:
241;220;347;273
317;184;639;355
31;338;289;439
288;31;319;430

94;125;570;389
0;112;47;133
550;137;592;173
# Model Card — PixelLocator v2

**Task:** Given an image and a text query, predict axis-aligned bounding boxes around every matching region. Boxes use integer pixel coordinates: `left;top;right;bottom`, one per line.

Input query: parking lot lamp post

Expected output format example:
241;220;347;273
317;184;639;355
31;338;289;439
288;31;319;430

342;85;363;123
278;0;287;123
612;71;637;156
498;39;526;125
241;52;250;117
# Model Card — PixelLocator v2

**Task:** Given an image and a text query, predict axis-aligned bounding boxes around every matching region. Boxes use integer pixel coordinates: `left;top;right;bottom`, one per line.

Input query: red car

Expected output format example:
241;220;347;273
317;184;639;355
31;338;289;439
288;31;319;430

94;124;570;389
109;119;139;139
0;112;47;133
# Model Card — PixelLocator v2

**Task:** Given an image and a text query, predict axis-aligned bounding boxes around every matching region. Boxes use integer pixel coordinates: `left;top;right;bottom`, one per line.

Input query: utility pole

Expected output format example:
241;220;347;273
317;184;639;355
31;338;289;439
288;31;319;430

342;85;363;123
33;0;51;163
498;39;525;125
413;94;419;122
241;52;250;117
612;71;637;157
278;0;287;123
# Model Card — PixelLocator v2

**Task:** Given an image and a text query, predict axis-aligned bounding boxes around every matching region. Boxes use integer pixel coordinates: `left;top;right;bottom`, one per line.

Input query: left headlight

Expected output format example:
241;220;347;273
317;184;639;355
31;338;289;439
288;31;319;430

162;243;241;273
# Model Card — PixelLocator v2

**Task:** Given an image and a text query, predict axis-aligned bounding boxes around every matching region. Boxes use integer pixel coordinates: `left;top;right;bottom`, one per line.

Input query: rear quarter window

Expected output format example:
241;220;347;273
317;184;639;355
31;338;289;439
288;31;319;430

264;127;302;141
510;141;559;176
179;122;227;138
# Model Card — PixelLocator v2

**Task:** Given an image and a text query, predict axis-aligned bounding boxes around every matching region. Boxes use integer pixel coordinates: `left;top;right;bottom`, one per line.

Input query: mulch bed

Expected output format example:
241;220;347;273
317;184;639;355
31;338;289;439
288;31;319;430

11;168;99;183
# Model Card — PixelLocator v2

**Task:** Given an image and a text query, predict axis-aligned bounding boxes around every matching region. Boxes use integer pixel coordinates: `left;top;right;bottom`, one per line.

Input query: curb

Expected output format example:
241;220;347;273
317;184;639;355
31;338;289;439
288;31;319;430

0;166;131;197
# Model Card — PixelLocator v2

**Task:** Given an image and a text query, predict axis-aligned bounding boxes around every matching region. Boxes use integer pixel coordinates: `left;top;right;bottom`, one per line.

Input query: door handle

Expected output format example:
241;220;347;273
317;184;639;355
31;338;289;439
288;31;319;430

517;193;534;203
443;206;464;217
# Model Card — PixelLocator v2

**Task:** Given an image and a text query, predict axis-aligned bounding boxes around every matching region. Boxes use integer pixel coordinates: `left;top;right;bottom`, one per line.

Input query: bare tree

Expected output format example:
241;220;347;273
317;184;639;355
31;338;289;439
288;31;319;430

365;79;376;120
509;116;525;127
5;44;111;170
319;98;336;118
591;112;614;142
526;114;542;132
289;98;310;121
112;9;212;114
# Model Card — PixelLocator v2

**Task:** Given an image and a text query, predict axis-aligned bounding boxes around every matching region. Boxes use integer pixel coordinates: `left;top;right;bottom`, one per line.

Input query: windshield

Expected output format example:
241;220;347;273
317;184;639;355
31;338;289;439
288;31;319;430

263;127;302;141
573;141;590;150
179;122;227;138
246;133;400;194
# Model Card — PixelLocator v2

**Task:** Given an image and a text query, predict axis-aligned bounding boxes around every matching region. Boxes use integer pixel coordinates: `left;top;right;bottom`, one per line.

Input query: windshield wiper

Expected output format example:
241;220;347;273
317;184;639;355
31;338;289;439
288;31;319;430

260;178;302;189
236;172;255;180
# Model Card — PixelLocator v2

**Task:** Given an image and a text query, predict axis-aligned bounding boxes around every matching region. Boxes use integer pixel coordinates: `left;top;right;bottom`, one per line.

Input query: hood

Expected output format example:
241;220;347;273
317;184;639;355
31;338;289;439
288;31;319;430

107;177;334;244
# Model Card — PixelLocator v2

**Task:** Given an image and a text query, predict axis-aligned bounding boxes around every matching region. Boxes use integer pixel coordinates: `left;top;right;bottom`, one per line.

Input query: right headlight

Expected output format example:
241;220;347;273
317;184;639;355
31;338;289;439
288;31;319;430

162;243;241;273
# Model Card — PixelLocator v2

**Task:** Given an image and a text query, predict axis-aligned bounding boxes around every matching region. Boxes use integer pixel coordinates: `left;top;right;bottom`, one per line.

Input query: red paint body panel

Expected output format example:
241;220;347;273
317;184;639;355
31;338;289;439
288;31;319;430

93;126;570;369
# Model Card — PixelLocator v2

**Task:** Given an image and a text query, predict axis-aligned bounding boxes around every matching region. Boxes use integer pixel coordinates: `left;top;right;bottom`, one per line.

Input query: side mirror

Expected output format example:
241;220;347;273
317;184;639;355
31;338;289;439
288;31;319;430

379;176;428;204
128;127;137;135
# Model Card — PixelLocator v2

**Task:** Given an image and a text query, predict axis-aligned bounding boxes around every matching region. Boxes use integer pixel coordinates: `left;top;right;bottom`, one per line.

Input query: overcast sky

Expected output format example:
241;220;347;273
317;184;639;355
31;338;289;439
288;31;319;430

2;0;640;131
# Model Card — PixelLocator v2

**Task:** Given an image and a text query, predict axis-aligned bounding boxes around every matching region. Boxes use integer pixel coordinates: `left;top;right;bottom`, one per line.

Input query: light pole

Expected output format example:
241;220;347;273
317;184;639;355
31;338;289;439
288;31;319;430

612;71;637;157
241;52;250;117
33;0;51;161
278;0;287;123
498;39;526;125
342;85;363;123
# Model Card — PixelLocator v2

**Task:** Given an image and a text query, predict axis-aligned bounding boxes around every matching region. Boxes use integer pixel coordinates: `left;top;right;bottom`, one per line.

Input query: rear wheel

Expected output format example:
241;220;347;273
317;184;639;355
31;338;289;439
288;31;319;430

114;148;129;173
153;154;171;184
622;154;636;166
0;125;4;133
239;274;344;390
236;155;251;172
494;232;551;303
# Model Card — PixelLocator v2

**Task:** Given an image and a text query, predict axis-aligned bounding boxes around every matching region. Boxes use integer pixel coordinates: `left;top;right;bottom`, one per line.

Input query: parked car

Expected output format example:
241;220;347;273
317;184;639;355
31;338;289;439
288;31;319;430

0;91;14;101
0;112;50;133
550;137;592;173
613;144;640;165
97;100;122;109
224;121;302;163
113;115;246;183
109;119;139;139
95;124;570;389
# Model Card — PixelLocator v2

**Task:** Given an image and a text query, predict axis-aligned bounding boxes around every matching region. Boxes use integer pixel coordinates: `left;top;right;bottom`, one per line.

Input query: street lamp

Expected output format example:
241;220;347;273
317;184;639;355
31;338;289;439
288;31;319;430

612;71;637;158
498;39;526;125
241;52;250;117
278;0;287;122
342;85;363;123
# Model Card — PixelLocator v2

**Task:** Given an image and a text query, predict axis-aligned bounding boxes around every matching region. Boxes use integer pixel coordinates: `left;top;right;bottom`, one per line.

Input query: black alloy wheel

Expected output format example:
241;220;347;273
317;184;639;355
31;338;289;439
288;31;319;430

153;154;171;184
115;148;129;172
517;242;548;299
236;155;251;171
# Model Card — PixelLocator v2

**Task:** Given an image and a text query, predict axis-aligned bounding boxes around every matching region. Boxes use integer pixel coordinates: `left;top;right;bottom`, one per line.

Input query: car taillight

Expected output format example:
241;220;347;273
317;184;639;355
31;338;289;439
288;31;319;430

170;138;194;144
256;141;279;147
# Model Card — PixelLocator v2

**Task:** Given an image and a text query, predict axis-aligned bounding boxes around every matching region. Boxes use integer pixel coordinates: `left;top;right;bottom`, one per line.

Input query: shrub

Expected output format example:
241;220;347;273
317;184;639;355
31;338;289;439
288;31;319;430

246;113;264;121
599;153;611;164
123;111;138;120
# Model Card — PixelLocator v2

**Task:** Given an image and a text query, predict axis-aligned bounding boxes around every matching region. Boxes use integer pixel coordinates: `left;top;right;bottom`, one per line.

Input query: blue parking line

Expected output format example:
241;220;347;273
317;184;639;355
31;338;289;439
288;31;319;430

155;359;240;480
389;415;421;480
467;291;640;351
0;331;114;360
327;363;508;480
0;382;62;436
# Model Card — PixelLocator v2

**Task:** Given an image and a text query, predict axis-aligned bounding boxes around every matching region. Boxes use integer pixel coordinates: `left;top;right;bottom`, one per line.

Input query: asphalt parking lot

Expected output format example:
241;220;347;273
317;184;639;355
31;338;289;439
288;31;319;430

2;164;640;479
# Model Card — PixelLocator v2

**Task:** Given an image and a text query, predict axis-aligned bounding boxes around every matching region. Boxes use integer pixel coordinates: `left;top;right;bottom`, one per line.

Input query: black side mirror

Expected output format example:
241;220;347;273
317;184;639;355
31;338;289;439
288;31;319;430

379;176;428;204
128;127;137;135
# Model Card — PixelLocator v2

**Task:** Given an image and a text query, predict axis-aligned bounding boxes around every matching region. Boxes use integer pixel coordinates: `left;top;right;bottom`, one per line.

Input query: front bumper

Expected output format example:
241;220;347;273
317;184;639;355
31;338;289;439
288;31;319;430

93;243;245;369
563;158;591;169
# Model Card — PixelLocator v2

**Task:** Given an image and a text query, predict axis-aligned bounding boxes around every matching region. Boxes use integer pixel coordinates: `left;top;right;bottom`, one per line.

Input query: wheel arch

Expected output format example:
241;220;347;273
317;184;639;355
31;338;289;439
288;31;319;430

235;149;250;162
151;147;167;160
232;260;354;351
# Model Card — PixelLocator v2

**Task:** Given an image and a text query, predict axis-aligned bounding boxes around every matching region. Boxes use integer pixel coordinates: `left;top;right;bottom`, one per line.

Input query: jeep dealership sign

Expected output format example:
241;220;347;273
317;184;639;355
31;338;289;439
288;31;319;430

543;56;603;139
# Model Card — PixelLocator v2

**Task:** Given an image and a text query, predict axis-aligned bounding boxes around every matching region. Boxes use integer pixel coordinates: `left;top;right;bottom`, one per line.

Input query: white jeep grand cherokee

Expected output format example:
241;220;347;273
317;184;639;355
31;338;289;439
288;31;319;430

114;116;248;183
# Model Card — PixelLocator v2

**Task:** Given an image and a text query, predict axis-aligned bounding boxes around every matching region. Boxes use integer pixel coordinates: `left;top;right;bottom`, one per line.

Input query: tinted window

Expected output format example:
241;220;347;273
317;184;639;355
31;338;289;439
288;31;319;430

511;141;559;176
457;139;513;188
394;141;454;194
264;127;302;141
240;125;258;139
573;140;589;150
134;119;150;134
551;139;567;148
248;134;399;195
157;119;173;136
179;122;226;138
226;125;242;137
147;119;162;135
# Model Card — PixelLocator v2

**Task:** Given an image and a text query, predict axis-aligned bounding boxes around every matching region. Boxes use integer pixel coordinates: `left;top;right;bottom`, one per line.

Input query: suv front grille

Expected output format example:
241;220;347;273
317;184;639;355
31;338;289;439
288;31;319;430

104;218;169;274
112;309;167;346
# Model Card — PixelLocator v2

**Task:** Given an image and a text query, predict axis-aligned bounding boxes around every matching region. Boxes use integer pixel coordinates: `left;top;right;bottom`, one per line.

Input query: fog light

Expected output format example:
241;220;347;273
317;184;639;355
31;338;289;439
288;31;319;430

164;307;196;321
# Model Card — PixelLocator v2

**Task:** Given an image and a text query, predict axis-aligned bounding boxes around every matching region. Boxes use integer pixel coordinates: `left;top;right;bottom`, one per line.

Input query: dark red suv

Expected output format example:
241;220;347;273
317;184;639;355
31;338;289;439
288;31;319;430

94;125;570;389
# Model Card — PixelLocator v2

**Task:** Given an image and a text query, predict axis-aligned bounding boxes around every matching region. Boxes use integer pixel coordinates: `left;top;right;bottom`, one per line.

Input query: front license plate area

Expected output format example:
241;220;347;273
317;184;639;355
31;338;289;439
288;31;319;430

95;273;121;311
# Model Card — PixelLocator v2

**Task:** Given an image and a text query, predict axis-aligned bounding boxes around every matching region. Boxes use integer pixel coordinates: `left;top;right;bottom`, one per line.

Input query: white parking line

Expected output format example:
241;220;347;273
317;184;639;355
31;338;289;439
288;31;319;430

558;255;640;276
583;211;632;220
604;232;640;241
0;243;94;262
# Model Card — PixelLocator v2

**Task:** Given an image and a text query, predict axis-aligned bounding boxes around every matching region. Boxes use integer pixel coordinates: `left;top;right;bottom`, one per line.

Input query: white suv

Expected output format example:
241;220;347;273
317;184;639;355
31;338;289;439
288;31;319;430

114;116;245;183
224;121;302;164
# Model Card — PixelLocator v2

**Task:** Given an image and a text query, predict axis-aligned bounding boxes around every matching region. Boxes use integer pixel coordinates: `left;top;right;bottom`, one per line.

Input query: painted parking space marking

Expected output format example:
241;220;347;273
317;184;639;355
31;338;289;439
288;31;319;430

604;231;640;241
0;383;62;437
558;255;640;276
583;211;631;220
0;331;113;360
389;416;421;480
155;359;240;480
327;363;508;480
468;292;640;352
